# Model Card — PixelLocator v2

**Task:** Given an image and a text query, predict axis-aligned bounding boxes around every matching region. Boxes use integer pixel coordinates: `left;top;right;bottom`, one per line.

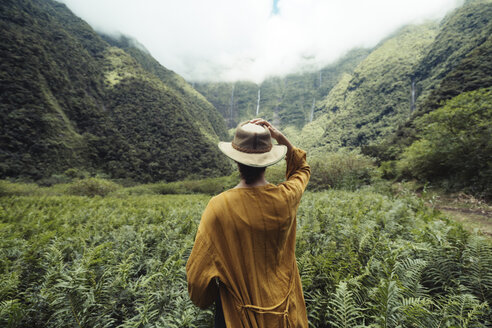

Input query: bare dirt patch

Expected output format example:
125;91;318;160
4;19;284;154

428;192;492;237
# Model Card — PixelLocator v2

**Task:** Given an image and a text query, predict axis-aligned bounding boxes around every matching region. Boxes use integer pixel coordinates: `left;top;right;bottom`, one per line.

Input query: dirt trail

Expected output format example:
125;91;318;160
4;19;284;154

437;206;492;237
428;193;492;237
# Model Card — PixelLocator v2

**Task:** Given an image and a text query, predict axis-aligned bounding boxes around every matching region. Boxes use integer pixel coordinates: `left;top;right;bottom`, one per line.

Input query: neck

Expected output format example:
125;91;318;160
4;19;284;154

235;177;268;188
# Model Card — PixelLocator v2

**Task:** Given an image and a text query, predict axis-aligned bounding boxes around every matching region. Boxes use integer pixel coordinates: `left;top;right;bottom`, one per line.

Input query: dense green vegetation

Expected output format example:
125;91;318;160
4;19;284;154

414;0;492;111
421;32;492;114
101;35;228;141
298;191;491;327
1;184;490;327
396;88;492;198
0;148;379;198
0;0;229;183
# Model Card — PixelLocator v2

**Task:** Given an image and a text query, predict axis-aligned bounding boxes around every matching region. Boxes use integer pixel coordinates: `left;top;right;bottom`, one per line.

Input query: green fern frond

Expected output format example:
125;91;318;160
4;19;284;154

394;258;428;298
0;299;24;328
369;279;402;328
461;236;492;303
436;292;489;328
399;297;437;328
329;281;363;328
305;288;330;326
422;245;462;294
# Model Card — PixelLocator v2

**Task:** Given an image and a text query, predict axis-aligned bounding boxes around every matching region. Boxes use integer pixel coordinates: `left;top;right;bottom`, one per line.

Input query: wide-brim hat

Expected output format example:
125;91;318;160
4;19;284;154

218;121;287;167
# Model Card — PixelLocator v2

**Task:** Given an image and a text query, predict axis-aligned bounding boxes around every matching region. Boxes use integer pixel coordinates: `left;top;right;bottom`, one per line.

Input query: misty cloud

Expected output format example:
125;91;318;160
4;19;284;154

59;0;463;82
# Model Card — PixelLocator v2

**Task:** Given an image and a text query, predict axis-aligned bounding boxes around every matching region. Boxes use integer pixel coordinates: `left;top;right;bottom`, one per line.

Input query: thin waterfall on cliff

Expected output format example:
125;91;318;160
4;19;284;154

230;84;235;125
411;79;416;111
256;88;261;116
310;97;315;122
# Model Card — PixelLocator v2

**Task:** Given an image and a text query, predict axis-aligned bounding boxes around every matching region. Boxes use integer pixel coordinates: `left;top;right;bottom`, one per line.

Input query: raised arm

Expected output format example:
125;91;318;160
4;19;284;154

250;118;310;201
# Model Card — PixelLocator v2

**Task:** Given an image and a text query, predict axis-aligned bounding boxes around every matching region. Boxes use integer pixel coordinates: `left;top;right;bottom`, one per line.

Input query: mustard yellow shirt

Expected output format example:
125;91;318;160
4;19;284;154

186;147;311;327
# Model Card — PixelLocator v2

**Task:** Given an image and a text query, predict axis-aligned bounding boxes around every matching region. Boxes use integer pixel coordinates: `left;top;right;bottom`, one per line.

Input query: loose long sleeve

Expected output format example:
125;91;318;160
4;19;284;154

186;202;219;309
280;147;311;204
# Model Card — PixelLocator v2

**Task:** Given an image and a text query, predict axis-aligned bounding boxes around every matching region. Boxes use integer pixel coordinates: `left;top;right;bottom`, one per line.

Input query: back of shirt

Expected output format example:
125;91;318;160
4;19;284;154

208;185;297;305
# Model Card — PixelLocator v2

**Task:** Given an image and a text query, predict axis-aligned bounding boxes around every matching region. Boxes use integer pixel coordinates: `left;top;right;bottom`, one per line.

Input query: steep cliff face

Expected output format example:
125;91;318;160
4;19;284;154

294;23;439;152
413;0;492;111
295;0;492;154
193;48;370;129
0;0;230;182
360;0;492;162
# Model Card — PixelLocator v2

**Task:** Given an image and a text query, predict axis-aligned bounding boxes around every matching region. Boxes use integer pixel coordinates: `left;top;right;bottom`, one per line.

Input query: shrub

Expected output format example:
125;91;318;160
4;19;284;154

64;168;89;179
397;88;492;198
37;174;72;186
308;151;378;190
116;173;240;196
0;180;42;197
65;178;121;197
110;153;378;196
379;160;398;179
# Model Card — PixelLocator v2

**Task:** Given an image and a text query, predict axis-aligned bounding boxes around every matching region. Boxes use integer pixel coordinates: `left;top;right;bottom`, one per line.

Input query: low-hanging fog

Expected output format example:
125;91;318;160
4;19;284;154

59;0;464;83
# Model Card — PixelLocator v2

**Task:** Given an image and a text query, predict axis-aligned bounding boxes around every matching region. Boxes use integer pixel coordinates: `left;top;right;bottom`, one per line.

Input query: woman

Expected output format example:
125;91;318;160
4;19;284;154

186;118;310;327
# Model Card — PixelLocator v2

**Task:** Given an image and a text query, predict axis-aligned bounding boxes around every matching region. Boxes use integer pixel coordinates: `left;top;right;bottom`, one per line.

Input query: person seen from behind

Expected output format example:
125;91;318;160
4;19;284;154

186;118;311;327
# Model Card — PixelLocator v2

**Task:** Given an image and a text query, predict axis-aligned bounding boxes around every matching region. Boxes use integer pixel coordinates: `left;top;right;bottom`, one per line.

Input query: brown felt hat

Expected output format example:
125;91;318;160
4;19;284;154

218;121;287;167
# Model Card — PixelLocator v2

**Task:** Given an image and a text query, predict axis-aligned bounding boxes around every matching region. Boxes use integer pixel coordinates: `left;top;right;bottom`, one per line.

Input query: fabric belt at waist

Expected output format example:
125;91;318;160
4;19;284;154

220;262;296;328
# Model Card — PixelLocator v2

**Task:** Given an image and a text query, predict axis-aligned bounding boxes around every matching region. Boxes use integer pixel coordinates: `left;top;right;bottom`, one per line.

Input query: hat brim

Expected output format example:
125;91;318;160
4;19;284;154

218;142;287;167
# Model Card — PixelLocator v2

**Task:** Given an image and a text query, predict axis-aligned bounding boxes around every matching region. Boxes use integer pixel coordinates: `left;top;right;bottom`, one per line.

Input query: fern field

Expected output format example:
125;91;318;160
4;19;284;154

0;190;490;327
296;191;491;327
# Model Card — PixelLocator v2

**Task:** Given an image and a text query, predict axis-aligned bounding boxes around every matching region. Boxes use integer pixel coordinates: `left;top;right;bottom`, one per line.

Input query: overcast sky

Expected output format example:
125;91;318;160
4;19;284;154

59;0;463;83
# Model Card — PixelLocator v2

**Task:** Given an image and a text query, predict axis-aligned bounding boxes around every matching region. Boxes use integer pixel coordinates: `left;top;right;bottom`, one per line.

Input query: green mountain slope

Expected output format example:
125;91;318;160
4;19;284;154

424;34;492;111
414;0;492;111
296;0;491;157
102;35;228;141
362;0;492;162
293;23;439;152
194;48;370;129
0;0;230;182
